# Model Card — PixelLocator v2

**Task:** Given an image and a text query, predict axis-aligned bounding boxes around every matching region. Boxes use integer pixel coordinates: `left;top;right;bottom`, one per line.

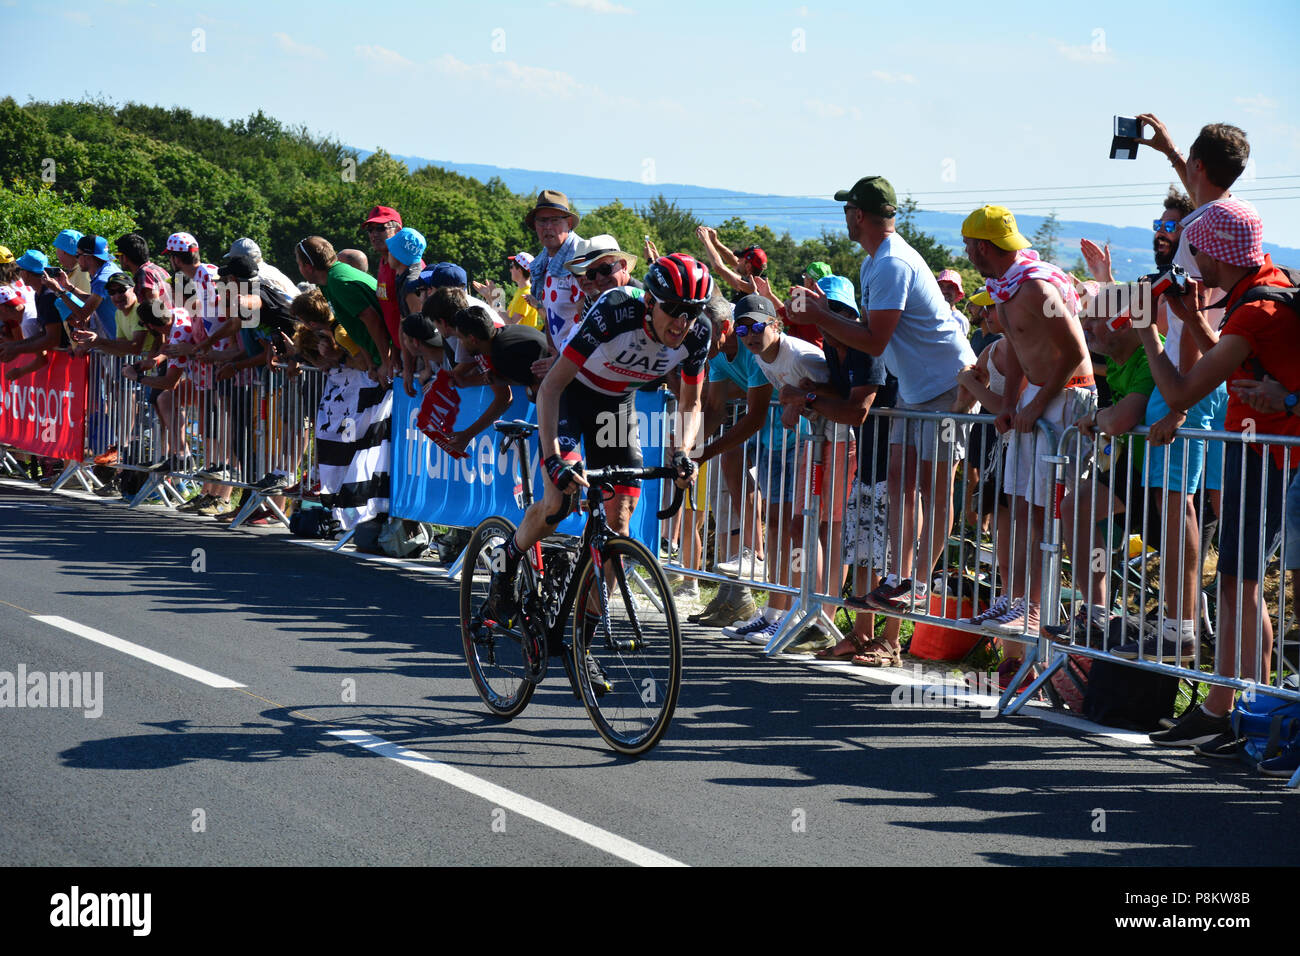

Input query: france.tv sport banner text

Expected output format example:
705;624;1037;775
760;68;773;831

391;382;669;547
0;352;88;460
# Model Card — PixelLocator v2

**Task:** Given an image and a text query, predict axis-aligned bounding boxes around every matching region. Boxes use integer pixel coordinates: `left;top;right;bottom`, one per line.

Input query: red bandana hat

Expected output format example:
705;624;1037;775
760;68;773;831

1183;199;1263;269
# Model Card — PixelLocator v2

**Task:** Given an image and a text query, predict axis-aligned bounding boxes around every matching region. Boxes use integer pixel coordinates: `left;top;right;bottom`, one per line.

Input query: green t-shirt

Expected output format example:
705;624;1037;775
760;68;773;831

323;262;382;363
1103;341;1158;473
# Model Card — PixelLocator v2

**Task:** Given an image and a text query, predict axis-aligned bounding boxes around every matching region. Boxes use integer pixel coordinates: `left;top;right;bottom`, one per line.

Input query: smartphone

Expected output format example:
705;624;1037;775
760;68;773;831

44;266;62;276
1110;115;1140;160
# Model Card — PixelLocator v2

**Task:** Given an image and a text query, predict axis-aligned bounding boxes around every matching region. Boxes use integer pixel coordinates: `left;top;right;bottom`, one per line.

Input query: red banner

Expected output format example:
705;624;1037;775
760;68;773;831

0;352;88;459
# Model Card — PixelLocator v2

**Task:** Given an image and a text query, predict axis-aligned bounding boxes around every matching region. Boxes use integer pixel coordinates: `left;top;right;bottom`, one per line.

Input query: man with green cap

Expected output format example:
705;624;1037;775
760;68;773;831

797;174;975;623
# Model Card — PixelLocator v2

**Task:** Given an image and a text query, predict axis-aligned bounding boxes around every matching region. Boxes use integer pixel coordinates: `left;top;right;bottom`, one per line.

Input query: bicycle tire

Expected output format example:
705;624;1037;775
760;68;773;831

571;536;682;756
460;516;536;719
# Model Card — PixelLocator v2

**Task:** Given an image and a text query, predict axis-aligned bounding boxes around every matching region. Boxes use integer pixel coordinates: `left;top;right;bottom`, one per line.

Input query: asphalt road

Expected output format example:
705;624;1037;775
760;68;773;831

2;481;1297;867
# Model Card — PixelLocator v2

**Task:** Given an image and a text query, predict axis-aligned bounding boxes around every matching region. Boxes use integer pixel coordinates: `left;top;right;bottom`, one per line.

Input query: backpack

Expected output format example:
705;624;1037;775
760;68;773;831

1217;265;1300;381
289;502;340;540
350;514;387;554
1231;688;1300;767
378;517;433;558
1047;653;1092;714
1082;618;1179;730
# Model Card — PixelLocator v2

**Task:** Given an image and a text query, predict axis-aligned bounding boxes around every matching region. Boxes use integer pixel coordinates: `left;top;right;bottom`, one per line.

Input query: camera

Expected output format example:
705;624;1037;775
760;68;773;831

1149;265;1189;298
1110;115;1140;160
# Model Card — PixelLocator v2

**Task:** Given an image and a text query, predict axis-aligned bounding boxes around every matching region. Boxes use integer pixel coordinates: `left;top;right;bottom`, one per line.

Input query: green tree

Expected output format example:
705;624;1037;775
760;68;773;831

0;180;136;261
574;201;658;277
896;196;951;272
637;194;701;255
1031;211;1062;263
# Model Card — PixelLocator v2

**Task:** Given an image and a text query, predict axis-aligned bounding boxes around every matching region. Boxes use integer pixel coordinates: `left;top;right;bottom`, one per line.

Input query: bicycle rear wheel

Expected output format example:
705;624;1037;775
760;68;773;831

572;537;682;756
460;516;536;718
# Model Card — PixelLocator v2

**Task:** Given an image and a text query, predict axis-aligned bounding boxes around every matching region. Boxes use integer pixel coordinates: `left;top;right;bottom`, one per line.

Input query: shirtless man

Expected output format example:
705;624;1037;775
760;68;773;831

961;205;1095;685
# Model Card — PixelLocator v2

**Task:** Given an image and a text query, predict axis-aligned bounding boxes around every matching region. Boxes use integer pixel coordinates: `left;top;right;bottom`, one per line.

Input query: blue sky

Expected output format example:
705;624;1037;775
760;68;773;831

8;0;1299;245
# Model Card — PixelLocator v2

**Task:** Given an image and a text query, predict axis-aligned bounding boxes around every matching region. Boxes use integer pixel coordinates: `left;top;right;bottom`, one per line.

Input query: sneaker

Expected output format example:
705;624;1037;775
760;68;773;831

1193;730;1247;759
741;617;782;645
196;497;232;517
691;590;758;627
659;537;678;561
253;472;289;493
196;462;230;481
961;595;1011;626
1043;605;1111;646
716;548;766;580
94;481;122;498
149;455;178;474
721;613;768;640
995;600;1040;634
863;574;928;613
670;579;701;613
93;445;119;466
1112;626;1196;664
785;625;836;655
584;653;613;697
1148;706;1230;748
1258;743;1300;778
177;493;213;513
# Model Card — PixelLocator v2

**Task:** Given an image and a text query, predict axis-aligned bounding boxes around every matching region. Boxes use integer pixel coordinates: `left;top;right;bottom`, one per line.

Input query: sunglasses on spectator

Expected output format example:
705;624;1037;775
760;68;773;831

366;223;395;233
587;261;619;279
1153;219;1178;233
734;321;769;337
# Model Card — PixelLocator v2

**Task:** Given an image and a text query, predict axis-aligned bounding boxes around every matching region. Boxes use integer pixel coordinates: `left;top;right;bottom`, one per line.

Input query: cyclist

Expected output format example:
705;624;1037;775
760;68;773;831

485;254;712;650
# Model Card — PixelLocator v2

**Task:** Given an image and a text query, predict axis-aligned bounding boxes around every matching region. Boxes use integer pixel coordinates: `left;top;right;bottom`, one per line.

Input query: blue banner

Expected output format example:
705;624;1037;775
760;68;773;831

391;381;670;547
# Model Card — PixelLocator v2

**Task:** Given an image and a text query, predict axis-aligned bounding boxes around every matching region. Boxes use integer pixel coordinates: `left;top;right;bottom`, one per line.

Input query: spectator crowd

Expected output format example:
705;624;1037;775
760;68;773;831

2;111;1298;778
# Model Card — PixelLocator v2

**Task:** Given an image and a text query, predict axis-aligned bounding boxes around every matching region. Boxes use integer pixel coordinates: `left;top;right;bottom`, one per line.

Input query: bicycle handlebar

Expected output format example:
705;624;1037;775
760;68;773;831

542;464;692;524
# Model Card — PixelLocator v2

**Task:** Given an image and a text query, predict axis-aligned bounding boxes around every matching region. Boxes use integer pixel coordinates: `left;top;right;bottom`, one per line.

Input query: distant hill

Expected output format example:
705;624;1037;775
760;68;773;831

359;149;1300;282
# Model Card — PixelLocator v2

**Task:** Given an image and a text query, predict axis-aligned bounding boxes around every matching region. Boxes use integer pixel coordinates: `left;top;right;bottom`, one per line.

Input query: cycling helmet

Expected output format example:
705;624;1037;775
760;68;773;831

644;253;713;309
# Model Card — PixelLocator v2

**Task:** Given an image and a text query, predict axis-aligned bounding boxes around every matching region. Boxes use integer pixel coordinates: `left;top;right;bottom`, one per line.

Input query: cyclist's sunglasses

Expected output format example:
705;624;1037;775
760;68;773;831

1153;219;1179;233
657;301;703;322
734;321;769;337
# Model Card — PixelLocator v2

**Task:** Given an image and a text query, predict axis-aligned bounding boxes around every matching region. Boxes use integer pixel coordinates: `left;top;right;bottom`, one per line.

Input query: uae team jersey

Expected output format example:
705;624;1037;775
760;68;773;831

561;288;710;397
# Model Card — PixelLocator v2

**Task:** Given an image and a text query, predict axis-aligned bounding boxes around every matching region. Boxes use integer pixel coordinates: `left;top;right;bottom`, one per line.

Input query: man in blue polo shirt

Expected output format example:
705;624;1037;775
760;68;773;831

60;234;122;339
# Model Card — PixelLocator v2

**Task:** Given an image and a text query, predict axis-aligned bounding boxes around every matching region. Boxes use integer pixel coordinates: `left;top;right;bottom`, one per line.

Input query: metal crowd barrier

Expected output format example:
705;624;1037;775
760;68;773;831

64;353;326;529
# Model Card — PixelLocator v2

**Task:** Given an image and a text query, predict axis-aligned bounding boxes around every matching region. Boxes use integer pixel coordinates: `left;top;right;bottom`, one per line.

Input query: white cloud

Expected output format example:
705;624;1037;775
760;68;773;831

61;10;91;26
274;32;326;60
553;0;634;12
1051;39;1114;64
355;44;416;72
870;70;915;85
1235;94;1278;115
432;54;584;100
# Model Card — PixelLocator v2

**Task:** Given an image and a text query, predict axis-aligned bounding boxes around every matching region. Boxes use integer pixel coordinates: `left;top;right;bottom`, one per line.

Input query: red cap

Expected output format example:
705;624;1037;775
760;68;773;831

364;205;402;227
739;246;767;270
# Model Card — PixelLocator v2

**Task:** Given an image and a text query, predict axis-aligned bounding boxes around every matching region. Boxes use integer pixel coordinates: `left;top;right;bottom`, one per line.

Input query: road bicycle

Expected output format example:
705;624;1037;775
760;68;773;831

459;420;687;756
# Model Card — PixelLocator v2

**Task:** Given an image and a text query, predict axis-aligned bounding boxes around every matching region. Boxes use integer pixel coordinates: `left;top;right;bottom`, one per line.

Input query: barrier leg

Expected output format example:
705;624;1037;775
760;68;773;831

1001;646;1065;715
765;431;821;656
444;540;470;581
49;461;98;493
331;528;356;552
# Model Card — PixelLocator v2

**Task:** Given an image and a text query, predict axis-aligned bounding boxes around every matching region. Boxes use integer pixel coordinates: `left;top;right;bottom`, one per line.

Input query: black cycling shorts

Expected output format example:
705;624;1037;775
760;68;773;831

556;380;643;498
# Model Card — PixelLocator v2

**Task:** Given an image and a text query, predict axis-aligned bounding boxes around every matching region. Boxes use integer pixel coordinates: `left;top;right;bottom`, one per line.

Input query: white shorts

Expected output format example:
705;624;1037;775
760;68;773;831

1002;383;1096;507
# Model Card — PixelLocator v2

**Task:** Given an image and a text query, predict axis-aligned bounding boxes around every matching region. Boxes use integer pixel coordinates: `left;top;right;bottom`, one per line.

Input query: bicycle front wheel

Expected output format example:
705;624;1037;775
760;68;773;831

460;516;536;719
572;537;682;756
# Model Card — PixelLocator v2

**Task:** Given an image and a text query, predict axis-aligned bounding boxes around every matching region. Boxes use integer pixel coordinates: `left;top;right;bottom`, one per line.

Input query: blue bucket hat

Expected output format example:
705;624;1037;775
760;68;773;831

817;275;859;316
53;229;84;255
386;227;427;267
16;249;50;273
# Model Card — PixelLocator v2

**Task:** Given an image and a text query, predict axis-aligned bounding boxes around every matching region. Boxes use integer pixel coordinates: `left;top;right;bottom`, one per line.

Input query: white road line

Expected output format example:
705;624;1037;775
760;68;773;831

328;729;687;867
32;615;246;689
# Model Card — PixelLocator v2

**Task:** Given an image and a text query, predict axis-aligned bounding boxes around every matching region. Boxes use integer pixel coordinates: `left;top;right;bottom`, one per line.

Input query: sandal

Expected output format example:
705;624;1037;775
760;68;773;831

851;638;902;668
815;633;869;661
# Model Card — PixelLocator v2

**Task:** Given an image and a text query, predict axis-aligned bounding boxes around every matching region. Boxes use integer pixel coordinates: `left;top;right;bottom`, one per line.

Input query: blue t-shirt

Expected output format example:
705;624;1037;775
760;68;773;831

707;342;784;449
88;261;124;339
858;235;975;404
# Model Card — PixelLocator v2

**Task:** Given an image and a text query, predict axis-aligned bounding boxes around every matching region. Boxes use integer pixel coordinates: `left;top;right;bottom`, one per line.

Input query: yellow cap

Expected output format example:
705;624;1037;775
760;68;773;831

968;289;994;307
961;205;1031;251
333;324;362;357
0;246;14;264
